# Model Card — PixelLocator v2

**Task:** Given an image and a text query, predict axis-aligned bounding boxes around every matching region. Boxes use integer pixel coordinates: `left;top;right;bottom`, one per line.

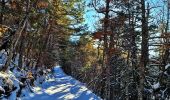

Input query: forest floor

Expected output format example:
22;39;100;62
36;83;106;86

22;66;101;100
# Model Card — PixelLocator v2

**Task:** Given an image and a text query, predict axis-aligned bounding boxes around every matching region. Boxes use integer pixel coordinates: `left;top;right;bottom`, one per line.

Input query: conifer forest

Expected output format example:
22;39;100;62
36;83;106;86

0;0;170;100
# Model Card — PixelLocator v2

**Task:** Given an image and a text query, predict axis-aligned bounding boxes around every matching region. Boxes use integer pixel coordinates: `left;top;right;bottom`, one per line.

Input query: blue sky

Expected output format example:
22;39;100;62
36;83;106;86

71;0;167;42
82;0;168;57
84;0;168;32
83;0;104;32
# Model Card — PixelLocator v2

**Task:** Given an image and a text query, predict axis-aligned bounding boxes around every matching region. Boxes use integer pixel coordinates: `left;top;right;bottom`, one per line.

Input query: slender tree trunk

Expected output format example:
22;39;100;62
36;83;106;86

0;0;5;24
18;16;29;69
35;23;51;69
18;26;27;69
131;13;137;72
100;0;110;99
2;19;27;71
2;0;30;72
159;2;170;85
138;1;149;100
18;35;24;69
162;1;170;69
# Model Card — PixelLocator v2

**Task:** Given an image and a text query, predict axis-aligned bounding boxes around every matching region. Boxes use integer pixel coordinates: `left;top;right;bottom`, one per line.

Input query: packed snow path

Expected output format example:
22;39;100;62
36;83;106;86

23;66;101;100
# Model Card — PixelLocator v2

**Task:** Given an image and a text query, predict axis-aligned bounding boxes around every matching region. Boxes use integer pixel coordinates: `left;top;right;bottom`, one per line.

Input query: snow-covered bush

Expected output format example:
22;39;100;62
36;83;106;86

0;71;17;98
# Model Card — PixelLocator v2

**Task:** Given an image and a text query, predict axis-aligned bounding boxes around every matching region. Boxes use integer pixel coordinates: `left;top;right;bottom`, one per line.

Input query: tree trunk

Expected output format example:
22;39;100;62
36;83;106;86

0;0;5;24
18;28;27;69
35;23;51;69
138;1;149;100
2;19;27;71
100;0;110;99
159;2;170;86
2;0;30;72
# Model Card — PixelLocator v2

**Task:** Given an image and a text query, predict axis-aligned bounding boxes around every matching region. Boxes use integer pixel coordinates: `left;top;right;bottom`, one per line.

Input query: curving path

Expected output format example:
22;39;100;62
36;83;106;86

22;66;101;100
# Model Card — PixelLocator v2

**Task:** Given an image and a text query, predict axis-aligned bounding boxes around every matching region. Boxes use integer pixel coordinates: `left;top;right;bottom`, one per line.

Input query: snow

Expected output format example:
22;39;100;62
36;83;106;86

22;66;101;100
8;72;21;100
0;86;5;93
0;51;101;100
152;82;160;90
0;50;7;64
165;64;170;70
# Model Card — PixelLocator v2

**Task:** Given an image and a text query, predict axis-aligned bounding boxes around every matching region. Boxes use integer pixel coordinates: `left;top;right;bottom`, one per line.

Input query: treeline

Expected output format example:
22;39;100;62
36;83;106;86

62;0;170;100
1;0;170;100
0;0;84;98
0;0;84;71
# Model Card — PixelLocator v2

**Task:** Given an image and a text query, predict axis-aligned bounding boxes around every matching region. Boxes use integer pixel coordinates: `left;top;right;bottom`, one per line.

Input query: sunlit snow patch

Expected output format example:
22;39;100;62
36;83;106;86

22;66;101;100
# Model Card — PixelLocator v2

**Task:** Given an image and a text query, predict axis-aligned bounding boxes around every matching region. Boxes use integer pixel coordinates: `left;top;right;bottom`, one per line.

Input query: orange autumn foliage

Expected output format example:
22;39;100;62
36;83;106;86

93;32;103;39
108;48;120;55
93;31;112;40
36;0;49;9
10;1;17;9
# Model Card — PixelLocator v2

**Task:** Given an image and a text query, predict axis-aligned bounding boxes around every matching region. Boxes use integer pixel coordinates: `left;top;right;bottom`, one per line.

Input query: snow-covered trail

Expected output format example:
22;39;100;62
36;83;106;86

22;66;101;100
